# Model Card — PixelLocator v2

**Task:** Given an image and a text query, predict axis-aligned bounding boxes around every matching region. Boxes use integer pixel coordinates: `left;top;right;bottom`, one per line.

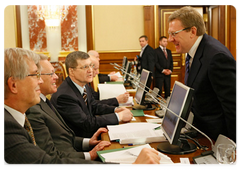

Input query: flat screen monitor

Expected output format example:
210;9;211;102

157;81;196;154
133;69;152;110
122;56;128;75
123;61;132;83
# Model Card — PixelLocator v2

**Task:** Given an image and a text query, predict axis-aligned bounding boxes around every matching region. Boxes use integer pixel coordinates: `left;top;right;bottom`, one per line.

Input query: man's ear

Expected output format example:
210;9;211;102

7;77;18;94
190;26;197;37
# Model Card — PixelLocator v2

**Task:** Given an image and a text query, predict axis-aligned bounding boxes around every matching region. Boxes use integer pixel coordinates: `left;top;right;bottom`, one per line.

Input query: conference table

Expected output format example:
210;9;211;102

101;105;213;164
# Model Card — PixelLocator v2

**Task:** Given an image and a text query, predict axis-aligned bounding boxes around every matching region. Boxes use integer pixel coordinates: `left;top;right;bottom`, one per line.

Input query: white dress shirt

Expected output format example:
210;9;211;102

4;104;25;127
187;35;203;68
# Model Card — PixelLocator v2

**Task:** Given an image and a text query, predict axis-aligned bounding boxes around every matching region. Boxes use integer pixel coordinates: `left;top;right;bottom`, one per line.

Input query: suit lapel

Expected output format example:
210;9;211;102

39;99;74;133
187;34;207;86
66;77;90;113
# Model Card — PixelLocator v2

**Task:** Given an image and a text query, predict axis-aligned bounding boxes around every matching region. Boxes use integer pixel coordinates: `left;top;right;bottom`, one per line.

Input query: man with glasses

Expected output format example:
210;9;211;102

51;51;133;138
168;6;236;142
4;48;159;164
26;54;111;161
4;48;101;163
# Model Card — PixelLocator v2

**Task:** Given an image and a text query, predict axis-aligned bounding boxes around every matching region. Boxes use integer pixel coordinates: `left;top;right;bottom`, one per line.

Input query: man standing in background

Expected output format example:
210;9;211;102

155;36;173;98
135;35;156;77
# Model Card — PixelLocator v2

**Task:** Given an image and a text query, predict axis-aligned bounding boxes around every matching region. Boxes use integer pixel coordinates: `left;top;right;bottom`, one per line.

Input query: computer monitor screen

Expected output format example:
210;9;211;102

123;61;132;83
134;69;152;105
122;56;128;75
161;81;193;145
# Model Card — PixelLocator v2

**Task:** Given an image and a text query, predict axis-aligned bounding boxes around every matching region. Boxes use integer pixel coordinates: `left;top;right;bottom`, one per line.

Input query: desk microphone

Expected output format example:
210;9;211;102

112;63;214;149
112;63;167;106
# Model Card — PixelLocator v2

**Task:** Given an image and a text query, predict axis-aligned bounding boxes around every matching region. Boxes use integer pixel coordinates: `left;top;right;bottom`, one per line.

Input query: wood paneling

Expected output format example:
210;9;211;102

85;5;94;51
98;51;140;74
143;6;155;48
226;6;236;60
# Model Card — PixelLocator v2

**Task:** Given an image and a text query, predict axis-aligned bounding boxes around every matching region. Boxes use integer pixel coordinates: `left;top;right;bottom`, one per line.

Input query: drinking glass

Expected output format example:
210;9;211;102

216;144;236;164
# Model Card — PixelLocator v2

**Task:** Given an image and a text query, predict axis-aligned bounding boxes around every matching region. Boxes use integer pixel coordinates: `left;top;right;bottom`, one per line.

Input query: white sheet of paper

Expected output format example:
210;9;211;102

101;144;173;164
98;84;126;100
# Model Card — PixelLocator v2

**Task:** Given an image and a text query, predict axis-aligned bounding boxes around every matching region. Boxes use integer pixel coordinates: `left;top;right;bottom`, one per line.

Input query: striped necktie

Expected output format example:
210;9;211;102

24;116;37;146
163;47;168;59
83;88;88;106
184;54;191;85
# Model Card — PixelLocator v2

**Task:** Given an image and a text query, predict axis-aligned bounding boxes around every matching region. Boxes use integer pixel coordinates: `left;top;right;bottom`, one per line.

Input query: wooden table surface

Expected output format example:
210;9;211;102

101;106;213;164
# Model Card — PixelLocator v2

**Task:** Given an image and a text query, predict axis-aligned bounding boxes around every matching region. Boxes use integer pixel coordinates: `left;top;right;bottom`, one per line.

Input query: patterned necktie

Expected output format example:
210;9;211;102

24;116;37;146
83;88;88;106
184;53;191;85
163;47;168;59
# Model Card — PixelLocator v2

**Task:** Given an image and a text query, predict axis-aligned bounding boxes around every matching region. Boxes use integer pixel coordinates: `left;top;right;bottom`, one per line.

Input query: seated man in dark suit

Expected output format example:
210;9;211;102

50;51;133;138
89;54;129;106
88;50;119;83
26;54;111;161
4;48;102;163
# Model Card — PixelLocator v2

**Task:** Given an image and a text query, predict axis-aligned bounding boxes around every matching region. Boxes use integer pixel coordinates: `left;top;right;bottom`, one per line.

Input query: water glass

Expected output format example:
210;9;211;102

216;144;236;164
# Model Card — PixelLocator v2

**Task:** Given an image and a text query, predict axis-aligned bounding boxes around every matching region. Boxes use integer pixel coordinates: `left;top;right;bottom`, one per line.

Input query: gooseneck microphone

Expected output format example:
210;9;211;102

111;62;214;150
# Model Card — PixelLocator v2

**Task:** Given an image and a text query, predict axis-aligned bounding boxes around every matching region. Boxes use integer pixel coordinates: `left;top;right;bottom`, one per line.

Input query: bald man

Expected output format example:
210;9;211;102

88;50;118;83
89;55;129;106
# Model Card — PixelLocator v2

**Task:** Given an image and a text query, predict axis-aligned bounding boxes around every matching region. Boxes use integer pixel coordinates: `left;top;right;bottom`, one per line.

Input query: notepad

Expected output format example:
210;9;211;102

131;109;145;117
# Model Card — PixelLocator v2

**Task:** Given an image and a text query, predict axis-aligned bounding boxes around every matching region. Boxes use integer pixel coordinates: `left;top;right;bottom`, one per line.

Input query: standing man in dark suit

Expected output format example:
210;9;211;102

168;6;236;142
26;54;111;161
155;36;173;98
135;35;156;77
51;51;133;138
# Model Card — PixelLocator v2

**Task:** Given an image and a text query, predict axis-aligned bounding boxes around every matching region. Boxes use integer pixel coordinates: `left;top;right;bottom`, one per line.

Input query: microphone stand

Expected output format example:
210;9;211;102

111;62;214;151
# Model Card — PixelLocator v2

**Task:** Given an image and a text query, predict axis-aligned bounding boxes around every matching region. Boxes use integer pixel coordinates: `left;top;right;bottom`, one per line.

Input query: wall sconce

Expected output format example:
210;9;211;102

36;5;68;28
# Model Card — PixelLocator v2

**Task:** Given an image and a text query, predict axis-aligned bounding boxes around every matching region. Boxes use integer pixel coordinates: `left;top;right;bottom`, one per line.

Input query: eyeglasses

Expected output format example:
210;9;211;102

41;72;55;77
27;72;41;79
168;27;191;37
73;63;95;70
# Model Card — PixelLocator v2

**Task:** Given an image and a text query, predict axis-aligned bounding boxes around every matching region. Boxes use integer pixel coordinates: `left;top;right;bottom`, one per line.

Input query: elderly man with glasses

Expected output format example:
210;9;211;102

50;51;133;138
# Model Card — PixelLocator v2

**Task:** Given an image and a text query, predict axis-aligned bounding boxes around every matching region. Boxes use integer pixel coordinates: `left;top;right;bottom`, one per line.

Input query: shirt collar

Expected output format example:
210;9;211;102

159;45;166;51
141;44;148;51
4;104;25;127
71;79;85;95
40;93;47;102
188;35;203;58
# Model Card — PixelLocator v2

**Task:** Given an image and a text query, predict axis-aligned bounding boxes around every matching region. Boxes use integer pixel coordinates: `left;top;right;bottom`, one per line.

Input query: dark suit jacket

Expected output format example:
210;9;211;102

51;77;119;138
26;99;86;159
187;34;236;142
88;84;119;106
4;109;101;164
137;45;156;76
98;73;110;83
155;47;173;78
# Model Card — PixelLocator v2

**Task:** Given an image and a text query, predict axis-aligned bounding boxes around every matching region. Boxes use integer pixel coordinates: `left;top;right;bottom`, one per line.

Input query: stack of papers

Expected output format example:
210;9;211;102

98;144;173;164
107;123;166;144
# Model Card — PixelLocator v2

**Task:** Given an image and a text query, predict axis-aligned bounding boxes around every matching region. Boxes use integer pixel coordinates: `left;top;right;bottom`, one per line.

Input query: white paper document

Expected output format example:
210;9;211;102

98;84;126;100
101;144;173;164
109;71;122;78
107;123;166;144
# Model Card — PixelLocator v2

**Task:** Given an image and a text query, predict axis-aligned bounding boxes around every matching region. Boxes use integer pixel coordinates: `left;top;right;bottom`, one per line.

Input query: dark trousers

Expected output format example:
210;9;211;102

155;75;171;98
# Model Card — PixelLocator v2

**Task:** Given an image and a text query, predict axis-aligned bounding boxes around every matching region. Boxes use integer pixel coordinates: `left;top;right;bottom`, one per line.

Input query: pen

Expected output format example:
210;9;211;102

154;126;161;130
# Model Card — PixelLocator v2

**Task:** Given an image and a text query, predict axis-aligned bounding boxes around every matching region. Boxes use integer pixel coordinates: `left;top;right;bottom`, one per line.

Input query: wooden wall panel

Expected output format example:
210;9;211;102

98;51;140;74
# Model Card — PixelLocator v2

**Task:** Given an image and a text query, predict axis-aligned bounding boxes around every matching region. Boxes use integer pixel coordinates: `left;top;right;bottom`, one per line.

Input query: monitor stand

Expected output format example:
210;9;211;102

132;102;155;110
157;140;197;155
124;81;131;87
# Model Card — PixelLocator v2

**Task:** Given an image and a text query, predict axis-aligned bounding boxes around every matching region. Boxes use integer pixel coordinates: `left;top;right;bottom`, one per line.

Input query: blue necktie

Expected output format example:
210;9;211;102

184;54;191;85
